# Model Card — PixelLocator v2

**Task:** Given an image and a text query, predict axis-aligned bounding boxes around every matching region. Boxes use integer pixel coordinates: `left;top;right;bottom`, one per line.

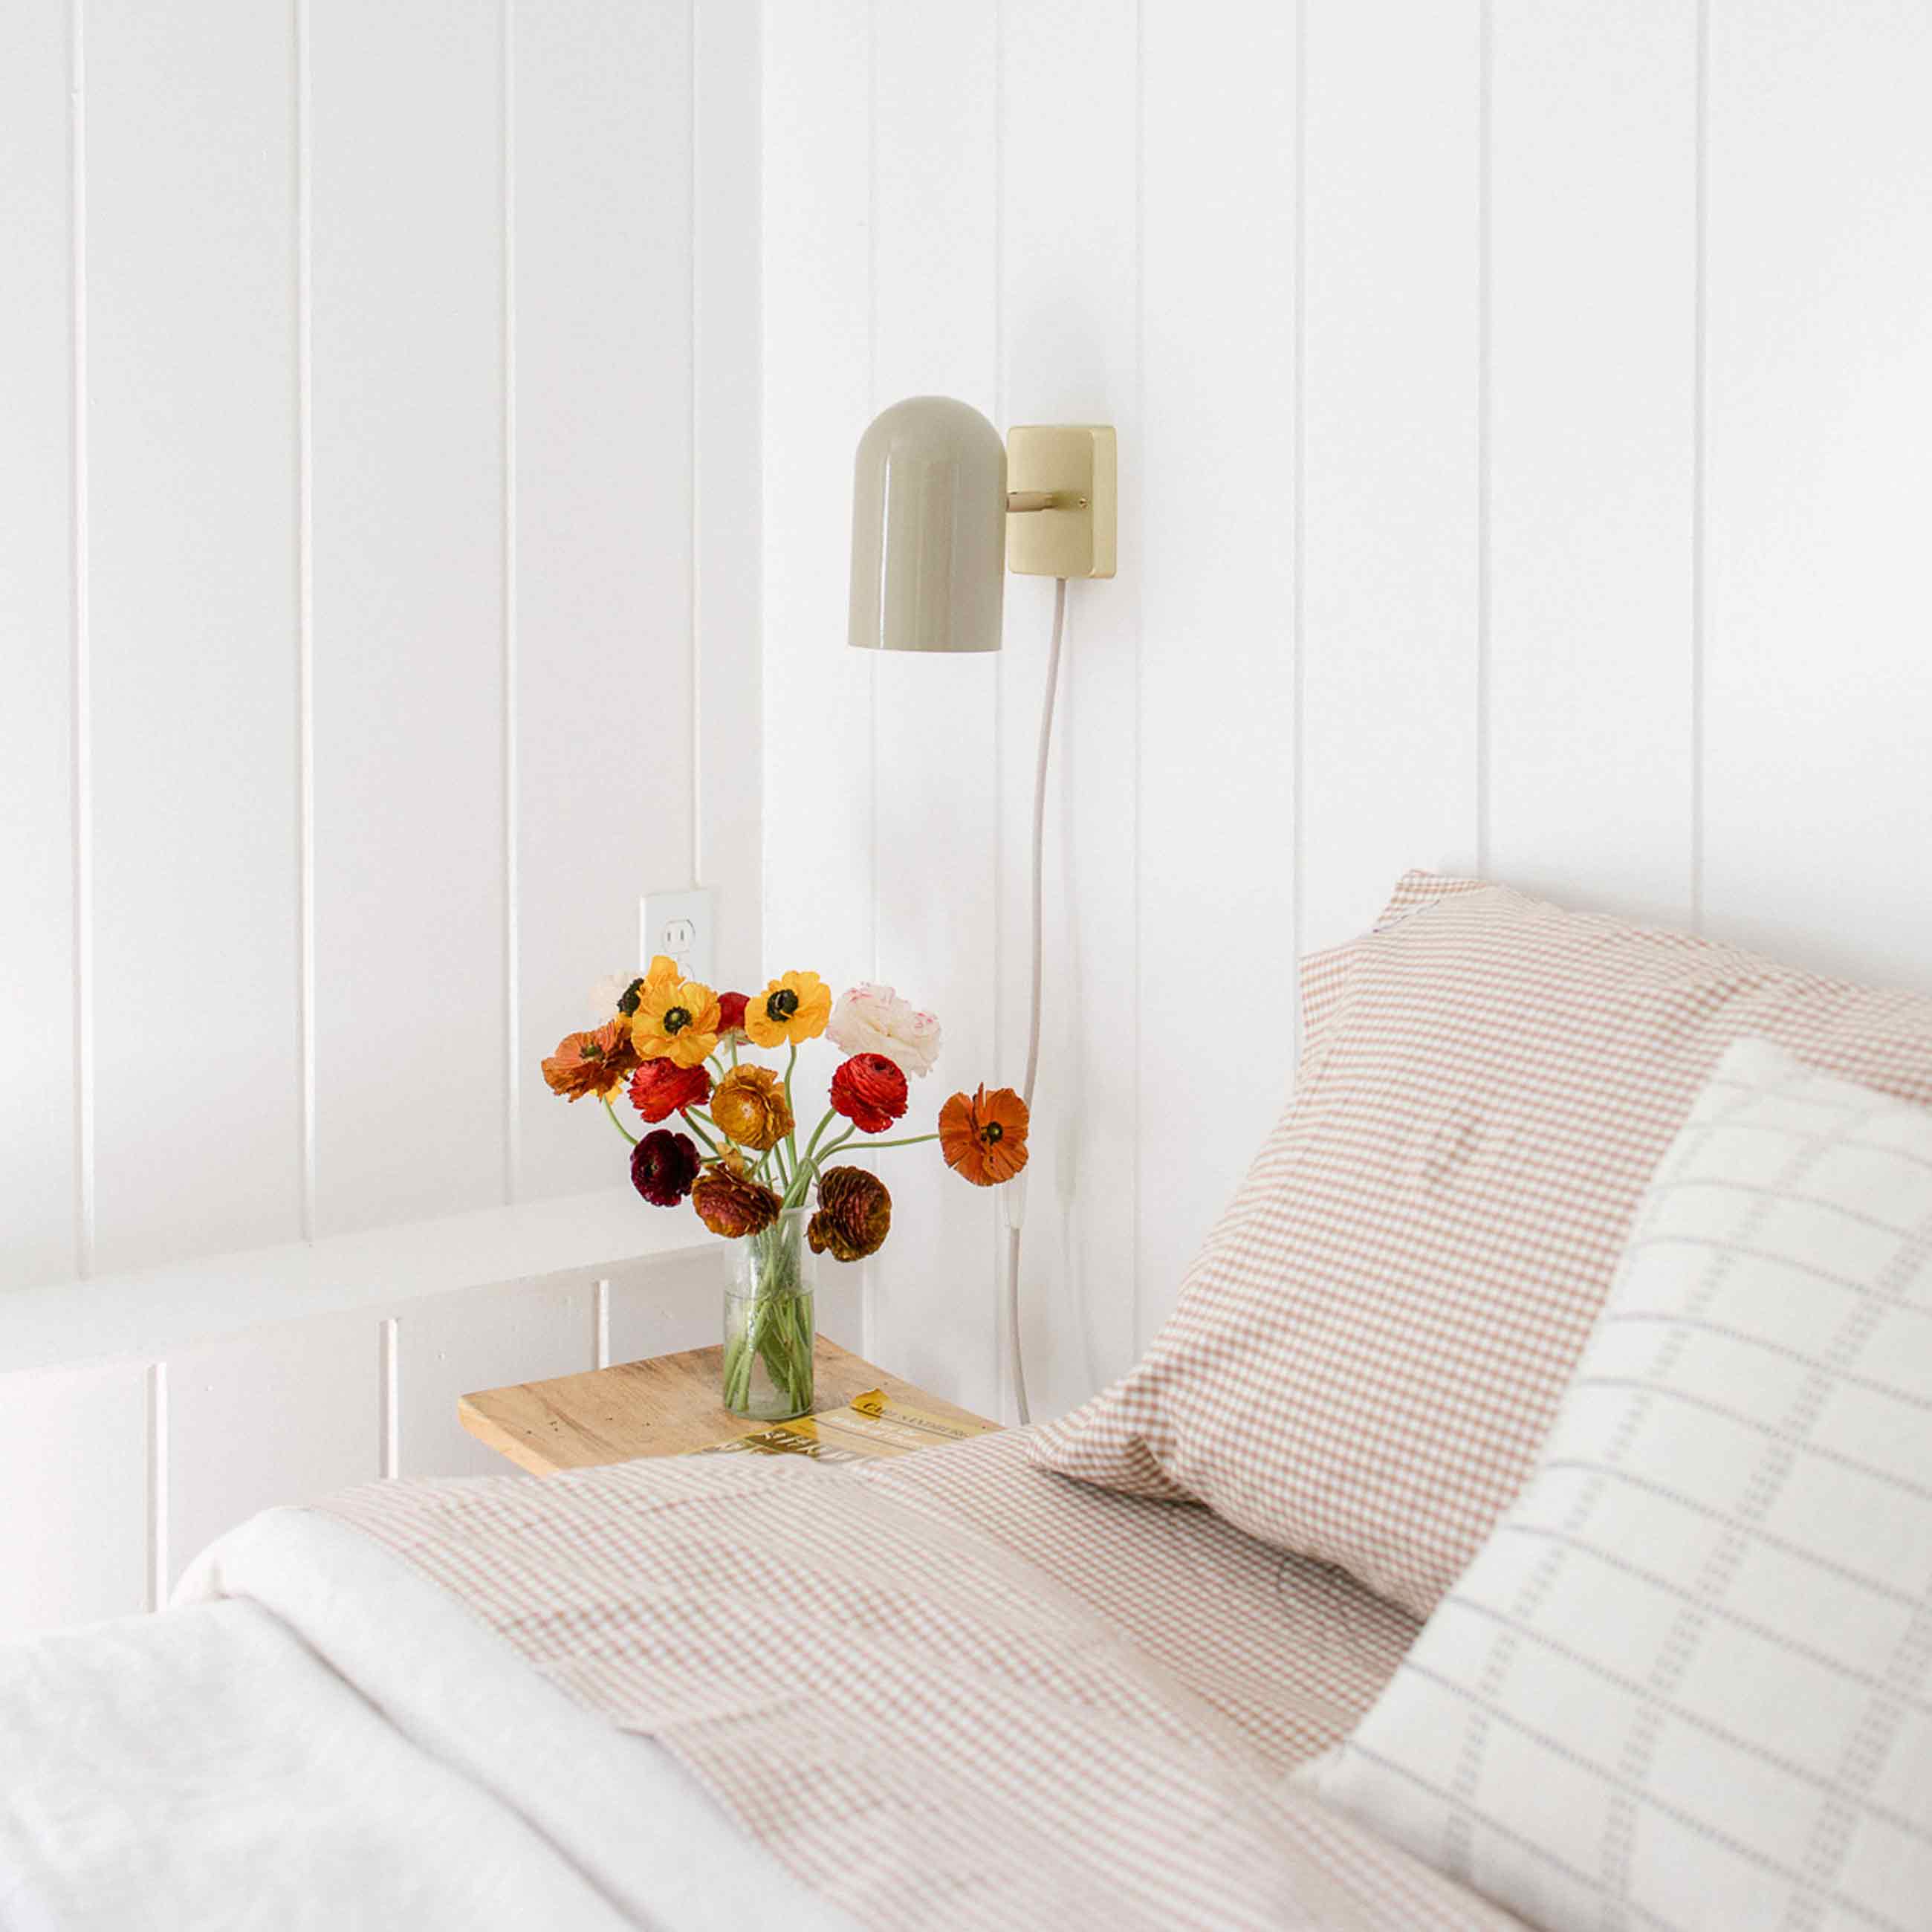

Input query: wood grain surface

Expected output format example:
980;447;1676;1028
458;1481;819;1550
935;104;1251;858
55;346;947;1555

458;1335;996;1474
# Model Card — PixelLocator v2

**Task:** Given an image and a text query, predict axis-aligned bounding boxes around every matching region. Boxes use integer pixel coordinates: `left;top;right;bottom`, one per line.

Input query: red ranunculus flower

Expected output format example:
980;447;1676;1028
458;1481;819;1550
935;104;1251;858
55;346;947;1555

716;991;750;1038
628;1057;710;1124
829;1052;909;1134
631;1129;701;1206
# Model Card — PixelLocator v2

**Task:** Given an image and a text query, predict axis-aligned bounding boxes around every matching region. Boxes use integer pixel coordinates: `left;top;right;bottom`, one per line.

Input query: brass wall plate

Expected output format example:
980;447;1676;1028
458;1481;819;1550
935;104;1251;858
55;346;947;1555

1005;424;1117;579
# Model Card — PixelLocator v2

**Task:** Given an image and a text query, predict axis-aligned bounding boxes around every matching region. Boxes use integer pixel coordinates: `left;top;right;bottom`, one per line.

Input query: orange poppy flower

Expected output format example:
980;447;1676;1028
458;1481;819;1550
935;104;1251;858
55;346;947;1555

541;1022;638;1102
938;1085;1029;1186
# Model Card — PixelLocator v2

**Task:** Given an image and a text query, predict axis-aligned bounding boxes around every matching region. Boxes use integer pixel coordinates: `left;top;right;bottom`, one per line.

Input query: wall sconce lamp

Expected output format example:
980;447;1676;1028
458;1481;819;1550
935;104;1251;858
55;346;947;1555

849;398;1116;654
848;398;1118;1423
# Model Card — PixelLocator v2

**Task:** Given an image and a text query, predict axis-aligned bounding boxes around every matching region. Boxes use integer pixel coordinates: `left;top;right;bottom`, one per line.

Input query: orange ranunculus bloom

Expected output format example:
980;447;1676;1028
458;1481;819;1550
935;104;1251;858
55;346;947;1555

938;1085;1030;1186
743;970;833;1048
709;1065;795;1152
541;1022;638;1102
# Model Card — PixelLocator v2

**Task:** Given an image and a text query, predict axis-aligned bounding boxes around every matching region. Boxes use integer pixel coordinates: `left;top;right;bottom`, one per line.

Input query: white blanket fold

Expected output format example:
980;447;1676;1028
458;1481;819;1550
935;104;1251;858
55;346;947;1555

0;1508;855;1932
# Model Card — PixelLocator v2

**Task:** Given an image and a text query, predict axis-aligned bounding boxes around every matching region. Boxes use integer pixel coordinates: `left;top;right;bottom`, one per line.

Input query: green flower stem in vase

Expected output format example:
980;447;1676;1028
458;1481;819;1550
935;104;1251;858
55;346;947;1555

722;1207;816;1420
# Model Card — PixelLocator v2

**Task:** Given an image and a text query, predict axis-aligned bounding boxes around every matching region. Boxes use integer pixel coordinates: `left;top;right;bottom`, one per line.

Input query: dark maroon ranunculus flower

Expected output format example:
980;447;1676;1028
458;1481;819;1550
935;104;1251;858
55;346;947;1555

631;1129;701;1207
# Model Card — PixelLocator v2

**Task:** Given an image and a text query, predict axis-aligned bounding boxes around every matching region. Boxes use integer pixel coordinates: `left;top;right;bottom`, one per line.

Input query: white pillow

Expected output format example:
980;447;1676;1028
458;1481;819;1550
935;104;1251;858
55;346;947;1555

1303;1036;1932;1932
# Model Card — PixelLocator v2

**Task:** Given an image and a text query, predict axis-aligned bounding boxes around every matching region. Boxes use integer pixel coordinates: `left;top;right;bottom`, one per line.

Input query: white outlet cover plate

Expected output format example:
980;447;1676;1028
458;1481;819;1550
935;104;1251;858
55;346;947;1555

640;887;713;986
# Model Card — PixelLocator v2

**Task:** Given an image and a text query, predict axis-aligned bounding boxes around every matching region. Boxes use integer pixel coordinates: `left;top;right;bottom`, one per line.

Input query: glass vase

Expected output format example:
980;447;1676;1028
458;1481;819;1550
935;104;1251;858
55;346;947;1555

721;1206;817;1420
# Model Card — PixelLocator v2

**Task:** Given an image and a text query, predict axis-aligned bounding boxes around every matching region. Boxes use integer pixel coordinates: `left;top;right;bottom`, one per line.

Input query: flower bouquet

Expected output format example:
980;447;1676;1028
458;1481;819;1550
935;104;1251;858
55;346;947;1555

544;960;1028;1419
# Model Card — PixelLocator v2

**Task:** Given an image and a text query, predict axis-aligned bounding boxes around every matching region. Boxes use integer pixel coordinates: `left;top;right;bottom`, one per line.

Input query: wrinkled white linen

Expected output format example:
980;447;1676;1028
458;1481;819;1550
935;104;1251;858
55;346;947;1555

0;1508;857;1932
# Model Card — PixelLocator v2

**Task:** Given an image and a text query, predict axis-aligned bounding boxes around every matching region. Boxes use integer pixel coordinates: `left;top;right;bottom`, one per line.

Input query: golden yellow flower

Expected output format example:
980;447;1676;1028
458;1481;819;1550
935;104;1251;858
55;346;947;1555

630;973;722;1069
709;1064;795;1152
743;970;833;1048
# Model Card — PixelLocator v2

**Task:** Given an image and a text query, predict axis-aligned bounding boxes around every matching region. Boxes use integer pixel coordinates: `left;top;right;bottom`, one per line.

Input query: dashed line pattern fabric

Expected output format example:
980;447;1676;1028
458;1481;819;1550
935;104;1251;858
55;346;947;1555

1305;1037;1932;1932
1029;872;1932;1621
315;1427;1527;1931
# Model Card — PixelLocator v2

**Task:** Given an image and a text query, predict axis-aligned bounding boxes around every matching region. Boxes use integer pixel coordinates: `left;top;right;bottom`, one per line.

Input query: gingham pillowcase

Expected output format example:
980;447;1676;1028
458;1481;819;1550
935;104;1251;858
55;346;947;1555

1304;1037;1932;1932
1029;872;1932;1621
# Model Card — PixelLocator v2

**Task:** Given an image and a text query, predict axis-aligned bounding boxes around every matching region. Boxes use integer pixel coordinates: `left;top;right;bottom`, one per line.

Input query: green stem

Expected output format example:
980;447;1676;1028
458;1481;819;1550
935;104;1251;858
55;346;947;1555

603;1097;638;1147
780;1043;800;1175
851;1130;941;1150
680;1108;721;1155
797;1108;837;1170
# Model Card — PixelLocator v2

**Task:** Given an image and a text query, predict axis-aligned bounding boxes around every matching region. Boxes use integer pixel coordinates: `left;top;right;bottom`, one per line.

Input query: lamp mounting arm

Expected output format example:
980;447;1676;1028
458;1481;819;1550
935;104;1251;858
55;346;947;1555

1003;425;1117;580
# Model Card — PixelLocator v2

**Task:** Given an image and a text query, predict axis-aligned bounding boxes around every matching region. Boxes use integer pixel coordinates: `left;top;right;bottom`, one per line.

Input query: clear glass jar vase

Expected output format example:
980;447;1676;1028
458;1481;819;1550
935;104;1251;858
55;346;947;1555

721;1206;816;1420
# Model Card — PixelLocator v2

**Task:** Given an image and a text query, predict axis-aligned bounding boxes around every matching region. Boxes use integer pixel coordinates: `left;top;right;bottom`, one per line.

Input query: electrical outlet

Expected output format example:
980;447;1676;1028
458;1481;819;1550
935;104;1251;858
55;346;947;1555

641;888;713;985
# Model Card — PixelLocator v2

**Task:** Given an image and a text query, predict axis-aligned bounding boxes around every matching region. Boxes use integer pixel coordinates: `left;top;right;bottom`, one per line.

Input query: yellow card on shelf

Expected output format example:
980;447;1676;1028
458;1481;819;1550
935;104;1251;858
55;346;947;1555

689;1388;1000;1465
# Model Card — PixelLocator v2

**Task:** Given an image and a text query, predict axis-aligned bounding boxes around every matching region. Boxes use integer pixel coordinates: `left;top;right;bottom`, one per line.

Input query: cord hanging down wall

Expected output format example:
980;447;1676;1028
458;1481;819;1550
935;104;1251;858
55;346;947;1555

846;397;1118;1419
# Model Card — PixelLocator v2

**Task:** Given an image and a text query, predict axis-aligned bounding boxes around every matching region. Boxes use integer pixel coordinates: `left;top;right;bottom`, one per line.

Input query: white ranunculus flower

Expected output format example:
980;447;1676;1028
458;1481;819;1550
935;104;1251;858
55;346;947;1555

826;983;942;1078
588;973;636;1023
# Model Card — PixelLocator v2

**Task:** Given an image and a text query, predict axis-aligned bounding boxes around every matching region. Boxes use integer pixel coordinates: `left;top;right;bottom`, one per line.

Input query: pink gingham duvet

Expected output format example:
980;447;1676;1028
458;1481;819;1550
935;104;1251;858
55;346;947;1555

318;1429;1524;1931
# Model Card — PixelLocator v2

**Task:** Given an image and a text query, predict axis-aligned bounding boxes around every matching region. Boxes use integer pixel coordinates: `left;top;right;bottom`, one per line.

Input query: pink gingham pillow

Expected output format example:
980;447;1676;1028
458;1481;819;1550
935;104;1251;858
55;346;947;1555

1029;872;1932;1621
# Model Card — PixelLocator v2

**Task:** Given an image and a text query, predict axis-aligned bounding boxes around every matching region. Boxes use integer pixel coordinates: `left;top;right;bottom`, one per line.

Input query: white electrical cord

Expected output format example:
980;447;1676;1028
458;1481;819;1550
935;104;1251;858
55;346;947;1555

1002;575;1069;1426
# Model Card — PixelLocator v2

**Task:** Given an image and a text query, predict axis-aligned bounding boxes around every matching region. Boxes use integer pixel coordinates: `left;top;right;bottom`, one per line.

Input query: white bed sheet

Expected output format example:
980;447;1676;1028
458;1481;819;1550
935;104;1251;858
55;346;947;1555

0;1508;856;1932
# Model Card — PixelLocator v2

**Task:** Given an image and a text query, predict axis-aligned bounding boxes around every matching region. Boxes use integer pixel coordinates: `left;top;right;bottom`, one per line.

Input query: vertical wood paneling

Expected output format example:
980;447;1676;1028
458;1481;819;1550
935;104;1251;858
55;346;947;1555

85;1;301;1272
1135;0;1298;1344
605;1248;728;1367
1486;1;1698;927
694;0;765;994
1000;0;1143;1411
1704;3;1932;986
759;1;873;982
167;1312;380;1589
0;1;78;1289
0;1361;148;1636
308;0;505;1237
1298;0;1482;953
866;0;1003;1416
396;1274;592;1477
513;0;693;1202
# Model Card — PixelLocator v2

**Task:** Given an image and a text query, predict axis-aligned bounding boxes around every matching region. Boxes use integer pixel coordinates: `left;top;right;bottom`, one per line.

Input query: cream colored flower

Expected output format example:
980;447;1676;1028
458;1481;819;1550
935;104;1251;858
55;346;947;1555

826;983;942;1077
588;973;634;1022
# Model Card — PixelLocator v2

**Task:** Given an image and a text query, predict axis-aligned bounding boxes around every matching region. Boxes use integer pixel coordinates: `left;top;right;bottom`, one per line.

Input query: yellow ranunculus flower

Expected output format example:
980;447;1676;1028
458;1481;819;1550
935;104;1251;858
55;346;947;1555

743;970;833;1048
631;973;722;1069
709;1065;795;1152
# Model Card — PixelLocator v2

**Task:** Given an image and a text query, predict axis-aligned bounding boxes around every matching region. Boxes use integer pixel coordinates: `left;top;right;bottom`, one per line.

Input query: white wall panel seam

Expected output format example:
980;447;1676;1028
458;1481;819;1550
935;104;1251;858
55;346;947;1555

991;0;1010;1411
1690;0;1710;936
295;0;317;1241
1475;0;1493;878
861;0;879;1362
1130;0;1147;1352
501;0;521;1205
687;0;701;887
68;0;94;1280
1289;0;1308;1074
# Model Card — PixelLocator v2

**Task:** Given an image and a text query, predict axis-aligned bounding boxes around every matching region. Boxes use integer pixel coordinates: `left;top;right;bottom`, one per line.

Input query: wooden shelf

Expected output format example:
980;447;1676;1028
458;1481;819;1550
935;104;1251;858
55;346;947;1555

458;1335;996;1474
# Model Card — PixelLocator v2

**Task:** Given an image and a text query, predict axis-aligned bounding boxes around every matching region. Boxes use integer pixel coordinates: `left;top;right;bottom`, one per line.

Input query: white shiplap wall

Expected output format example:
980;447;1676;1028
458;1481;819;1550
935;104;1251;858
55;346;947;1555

2;0;759;1286
0;0;773;1634
762;0;1932;1422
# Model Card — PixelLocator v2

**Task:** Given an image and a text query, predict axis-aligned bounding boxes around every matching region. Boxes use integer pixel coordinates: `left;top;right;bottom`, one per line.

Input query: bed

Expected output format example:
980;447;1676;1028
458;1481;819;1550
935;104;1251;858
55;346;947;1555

10;872;1932;1932
1;1426;1515;1931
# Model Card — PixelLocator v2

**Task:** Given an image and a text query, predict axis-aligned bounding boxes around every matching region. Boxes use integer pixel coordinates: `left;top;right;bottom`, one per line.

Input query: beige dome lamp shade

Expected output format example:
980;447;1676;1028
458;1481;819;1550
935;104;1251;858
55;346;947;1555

848;396;1008;653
